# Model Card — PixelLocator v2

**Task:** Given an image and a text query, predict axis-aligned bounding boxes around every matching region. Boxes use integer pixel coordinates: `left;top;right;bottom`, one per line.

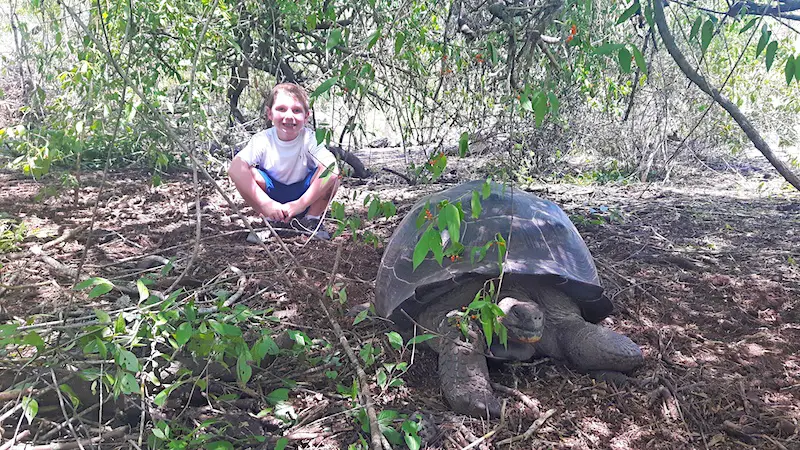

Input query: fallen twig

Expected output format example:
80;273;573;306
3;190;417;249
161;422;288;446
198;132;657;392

490;382;541;418
41;224;89;250
495;408;556;446
316;244;387;450
8;425;128;449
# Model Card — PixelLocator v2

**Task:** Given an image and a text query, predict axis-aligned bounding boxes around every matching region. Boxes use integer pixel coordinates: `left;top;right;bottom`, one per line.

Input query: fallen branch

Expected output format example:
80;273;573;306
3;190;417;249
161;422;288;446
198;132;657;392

41;224;89;250
9;425;128;449
491;382;541;418
495;408;557;446
316;244;387;450
29;245;165;301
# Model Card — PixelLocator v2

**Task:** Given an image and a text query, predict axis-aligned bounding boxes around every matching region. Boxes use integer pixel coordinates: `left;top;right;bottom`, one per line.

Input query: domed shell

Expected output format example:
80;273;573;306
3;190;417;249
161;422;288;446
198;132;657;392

375;180;612;325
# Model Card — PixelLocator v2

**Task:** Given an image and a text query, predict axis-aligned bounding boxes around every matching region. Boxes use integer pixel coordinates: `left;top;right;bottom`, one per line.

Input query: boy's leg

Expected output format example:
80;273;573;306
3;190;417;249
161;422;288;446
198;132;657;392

305;175;340;218
250;167;268;192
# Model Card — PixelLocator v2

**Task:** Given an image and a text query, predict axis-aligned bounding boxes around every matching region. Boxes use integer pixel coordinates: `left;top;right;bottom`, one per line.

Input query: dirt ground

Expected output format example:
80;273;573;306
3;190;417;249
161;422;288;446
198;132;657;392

0;161;798;449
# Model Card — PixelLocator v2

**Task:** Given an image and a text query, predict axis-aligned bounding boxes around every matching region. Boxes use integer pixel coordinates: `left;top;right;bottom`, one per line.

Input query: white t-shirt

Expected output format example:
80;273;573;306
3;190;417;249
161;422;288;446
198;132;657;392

237;127;337;185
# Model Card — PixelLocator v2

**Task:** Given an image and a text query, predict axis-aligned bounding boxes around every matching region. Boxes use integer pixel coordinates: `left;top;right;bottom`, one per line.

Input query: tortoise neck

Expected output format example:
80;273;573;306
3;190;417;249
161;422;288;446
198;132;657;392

533;285;581;322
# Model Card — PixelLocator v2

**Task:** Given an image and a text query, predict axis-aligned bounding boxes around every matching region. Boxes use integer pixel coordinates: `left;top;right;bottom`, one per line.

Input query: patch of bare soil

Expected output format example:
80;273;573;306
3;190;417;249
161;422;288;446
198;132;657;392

0;167;798;449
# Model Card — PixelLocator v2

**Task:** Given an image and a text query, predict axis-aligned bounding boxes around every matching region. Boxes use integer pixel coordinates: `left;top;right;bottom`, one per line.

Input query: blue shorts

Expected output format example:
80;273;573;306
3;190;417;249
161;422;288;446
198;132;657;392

256;166;316;205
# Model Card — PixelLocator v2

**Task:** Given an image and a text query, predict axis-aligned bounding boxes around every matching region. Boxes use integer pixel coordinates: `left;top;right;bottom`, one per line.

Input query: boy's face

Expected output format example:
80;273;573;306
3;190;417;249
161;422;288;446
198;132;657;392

267;92;309;141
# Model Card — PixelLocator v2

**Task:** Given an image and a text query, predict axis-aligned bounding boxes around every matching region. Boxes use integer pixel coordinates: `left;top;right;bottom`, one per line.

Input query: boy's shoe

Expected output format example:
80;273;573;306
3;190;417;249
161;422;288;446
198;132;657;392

290;217;331;240
246;230;272;244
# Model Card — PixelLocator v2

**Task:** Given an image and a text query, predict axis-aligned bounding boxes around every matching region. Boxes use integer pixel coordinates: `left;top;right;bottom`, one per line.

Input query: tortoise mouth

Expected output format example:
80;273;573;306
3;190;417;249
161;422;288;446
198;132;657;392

500;319;542;344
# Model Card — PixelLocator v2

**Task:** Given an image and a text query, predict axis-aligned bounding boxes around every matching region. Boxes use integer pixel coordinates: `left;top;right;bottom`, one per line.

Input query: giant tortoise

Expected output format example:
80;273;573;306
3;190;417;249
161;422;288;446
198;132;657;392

374;180;643;417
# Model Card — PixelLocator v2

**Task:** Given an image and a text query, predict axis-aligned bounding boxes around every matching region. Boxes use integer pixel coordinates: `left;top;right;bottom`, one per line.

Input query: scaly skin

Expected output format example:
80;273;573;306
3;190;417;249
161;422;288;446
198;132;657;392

415;281;643;418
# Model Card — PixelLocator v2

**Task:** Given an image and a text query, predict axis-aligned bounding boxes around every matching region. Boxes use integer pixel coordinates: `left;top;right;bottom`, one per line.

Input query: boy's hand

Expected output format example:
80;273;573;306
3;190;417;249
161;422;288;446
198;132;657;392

260;200;286;222
280;201;307;221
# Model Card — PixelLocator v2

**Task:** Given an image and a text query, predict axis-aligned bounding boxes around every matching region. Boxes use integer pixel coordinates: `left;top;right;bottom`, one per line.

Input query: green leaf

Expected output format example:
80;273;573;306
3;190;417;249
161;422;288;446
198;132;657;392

785;55;797;85
631;45;647;74
175;322;192;346
119;372;139;395
547;92;560;114
533;92;548;127
617;47;632;73
368;199;379;220
700;19;714;53
275;437;289;450
755;25;770;58
267;388;289;405
481;181;491;199
593;43;619;55
487;40;498;65
74;277;97;290
94;309;111;324
353;308;370;325
326;29;342;50
116;349;140;372
519;93;533;112
394;31;406;55
252;335;279;361
311;77;338;98
616;0;640;24
407;334;436;345
471;191;482;219
481;313;493;347
88;280;114;299
21;397;38;424
59;384;80;409
412;225;431;270
386;331;403;350
22;332;45;352
643;4;654;28
237;353;252;384
209;321;242;337
207;442;234;450
795;56;800;82
114;313;126;334
739;17;757;34
689;16;702;41
765;41;778;70
365;28;382;50
438;203;461;245
428;227;444;265
459;131;469;157
376;368;388;388
136;279;148;302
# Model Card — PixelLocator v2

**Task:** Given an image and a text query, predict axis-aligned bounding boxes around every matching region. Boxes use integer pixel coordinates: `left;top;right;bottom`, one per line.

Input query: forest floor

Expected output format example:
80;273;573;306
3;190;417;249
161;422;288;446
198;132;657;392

0;157;798;449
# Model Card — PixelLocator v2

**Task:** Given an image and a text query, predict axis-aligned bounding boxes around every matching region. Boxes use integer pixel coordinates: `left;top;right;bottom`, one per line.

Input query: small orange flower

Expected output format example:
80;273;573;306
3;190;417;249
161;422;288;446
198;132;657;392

425;208;434;220
475;53;484;63
470;315;478;320
566;35;574;43
571;24;577;35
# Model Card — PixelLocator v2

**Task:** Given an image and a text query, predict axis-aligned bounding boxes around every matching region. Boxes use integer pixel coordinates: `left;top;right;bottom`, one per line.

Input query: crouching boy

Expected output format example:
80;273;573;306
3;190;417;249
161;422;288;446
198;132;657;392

228;83;339;240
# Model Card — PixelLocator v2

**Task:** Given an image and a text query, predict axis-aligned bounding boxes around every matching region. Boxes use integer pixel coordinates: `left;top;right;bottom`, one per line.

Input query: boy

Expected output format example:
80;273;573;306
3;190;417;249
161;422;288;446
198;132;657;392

228;83;339;240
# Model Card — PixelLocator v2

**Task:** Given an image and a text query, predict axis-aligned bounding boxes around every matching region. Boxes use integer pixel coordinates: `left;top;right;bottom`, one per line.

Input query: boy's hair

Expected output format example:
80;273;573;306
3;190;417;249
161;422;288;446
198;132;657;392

266;83;310;114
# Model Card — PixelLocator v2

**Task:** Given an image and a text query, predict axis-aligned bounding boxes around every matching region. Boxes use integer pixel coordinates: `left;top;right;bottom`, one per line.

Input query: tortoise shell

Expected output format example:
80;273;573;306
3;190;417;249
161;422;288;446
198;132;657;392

375;180;613;325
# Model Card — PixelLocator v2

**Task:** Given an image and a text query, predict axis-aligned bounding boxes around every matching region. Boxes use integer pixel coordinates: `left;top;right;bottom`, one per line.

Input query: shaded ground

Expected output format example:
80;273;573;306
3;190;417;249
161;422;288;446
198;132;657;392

0;165;798;449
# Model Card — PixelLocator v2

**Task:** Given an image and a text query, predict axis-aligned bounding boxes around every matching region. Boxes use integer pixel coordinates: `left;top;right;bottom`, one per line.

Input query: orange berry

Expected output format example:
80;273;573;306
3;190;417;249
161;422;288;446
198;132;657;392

571;24;577;35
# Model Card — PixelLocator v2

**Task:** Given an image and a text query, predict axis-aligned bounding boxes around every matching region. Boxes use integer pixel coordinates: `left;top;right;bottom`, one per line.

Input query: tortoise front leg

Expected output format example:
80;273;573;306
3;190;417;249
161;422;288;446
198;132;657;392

434;315;502;418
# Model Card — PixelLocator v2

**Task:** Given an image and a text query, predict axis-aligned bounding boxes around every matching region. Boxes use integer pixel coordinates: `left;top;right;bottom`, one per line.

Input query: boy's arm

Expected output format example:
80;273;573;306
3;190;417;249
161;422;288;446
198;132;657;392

282;162;337;219
228;157;286;222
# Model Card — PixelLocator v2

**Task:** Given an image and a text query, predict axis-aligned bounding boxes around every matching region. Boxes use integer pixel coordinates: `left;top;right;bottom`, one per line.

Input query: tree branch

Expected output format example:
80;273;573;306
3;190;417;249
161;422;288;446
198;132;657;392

653;0;800;190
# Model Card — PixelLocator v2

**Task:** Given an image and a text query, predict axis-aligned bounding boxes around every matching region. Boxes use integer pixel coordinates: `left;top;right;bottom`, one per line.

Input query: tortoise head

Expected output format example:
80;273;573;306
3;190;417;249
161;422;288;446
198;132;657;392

497;296;544;344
